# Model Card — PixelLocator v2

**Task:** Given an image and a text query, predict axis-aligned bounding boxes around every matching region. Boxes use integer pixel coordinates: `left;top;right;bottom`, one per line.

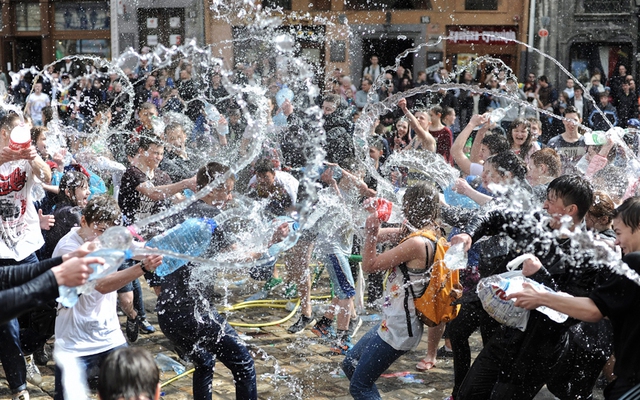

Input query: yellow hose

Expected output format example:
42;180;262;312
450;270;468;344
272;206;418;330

222;294;332;328
160;368;195;388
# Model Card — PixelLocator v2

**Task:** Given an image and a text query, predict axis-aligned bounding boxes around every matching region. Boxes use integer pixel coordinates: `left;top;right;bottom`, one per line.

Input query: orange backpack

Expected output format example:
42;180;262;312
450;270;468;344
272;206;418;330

398;230;463;336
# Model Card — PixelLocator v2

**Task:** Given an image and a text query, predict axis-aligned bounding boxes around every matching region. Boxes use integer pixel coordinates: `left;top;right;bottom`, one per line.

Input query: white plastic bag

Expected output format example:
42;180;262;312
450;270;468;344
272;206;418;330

477;270;530;331
477;254;569;331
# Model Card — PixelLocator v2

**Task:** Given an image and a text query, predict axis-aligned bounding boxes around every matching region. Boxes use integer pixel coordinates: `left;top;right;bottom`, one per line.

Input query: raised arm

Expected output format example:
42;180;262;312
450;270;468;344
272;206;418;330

398;98;436;152
469;123;491;164
452;114;488;175
136;176;197;201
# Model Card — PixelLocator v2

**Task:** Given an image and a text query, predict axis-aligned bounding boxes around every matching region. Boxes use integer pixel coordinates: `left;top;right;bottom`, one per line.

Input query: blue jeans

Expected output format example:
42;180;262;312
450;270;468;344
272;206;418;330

53;344;127;400
0;252;39;393
341;324;407;400
158;309;257;400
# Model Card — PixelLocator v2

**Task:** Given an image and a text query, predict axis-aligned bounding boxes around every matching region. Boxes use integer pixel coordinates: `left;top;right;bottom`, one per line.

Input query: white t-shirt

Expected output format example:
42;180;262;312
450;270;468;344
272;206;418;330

53;228;126;356
26;92;50;122
248;170;299;205
0;161;43;261
469;162;484;176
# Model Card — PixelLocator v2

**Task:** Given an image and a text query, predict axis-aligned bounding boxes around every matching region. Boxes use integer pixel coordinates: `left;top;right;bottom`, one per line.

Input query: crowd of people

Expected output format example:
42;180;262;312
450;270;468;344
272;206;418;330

0;49;639;400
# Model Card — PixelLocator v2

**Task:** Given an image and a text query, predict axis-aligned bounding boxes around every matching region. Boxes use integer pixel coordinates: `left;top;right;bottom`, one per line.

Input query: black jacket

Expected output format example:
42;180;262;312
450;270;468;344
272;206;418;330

0;257;63;325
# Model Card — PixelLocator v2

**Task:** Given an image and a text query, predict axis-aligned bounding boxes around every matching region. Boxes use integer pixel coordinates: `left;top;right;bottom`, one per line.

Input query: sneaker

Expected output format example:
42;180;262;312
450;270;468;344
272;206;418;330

287;314;316;334
25;355;42;385
33;345;50;366
126;318;139;343
284;283;298;299
436;345;454;358
137;317;156;334
311;322;336;340
346;316;363;338
330;337;353;355
263;277;283;292
12;390;29;400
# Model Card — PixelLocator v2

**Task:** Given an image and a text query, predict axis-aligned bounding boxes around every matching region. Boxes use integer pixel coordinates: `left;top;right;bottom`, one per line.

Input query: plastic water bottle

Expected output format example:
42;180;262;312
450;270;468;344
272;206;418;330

155;353;186;375
146;217;218;277
57;226;134;308
489;105;511;125
204;103;229;136
267;217;300;257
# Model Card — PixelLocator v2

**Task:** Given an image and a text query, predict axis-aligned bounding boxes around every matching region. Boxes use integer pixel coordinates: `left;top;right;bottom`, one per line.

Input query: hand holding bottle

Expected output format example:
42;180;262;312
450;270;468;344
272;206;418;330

52;256;103;287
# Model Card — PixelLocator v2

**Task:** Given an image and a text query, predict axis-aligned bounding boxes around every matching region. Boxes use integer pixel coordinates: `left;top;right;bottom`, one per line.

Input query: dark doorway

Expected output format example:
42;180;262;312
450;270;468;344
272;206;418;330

14;38;42;69
362;38;414;72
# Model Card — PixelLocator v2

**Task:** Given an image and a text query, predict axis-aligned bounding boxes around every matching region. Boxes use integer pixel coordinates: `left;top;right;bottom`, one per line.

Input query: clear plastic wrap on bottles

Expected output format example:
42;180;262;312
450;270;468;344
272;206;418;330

146;217;218;276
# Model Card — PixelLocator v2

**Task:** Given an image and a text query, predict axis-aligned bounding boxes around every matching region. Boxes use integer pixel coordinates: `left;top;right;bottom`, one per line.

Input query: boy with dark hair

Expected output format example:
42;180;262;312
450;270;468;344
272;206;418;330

157;161;259;400
450;175;607;400
546;105;586;175
53;195;162;400
509;196;640;400
98;347;160;400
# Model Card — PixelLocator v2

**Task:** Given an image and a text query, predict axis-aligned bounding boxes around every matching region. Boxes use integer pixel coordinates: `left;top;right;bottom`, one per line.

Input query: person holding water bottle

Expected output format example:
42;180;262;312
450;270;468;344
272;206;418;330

342;182;440;399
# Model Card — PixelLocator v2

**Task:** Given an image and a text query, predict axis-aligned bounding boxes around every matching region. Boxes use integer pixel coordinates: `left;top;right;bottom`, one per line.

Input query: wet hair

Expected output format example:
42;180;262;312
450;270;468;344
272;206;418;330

164;122;184;136
507;118;533;159
323;93;341;107
197;161;233;190
97;347;159;400
95;103;111;116
254;158;275;175
547;175;594;220
42;106;54;126
57;170;89;207
530;148;562;178
614;196;640;232
402;182;440;229
485;151;527;181
30;126;47;147
526;117;542;131
137;135;164;152
138;102;157;113
564;105;579;116
0;113;20;134
82;194;122;226
589;190;616;225
429;104;443;116
481;133;510;156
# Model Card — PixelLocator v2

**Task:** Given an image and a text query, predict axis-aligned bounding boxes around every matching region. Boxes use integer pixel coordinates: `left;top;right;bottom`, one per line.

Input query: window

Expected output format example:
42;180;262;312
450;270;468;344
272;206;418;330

15;3;41;31
55;39;110;59
345;0;432;10
261;0;292;10
54;2;110;30
582;0;629;13
465;0;498;11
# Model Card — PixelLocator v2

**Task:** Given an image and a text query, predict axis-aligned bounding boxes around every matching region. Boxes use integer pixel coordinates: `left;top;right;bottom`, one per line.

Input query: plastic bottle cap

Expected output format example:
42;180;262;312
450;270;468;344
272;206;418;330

9;125;31;150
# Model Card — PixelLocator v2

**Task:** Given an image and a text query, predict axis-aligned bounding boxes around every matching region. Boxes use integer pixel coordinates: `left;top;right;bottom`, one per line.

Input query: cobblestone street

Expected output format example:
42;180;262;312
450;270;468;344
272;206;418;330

0;274;605;399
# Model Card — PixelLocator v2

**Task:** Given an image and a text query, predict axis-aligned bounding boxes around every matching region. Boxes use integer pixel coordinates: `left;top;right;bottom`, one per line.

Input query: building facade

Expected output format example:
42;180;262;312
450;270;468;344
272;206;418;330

205;0;531;85
532;0;638;88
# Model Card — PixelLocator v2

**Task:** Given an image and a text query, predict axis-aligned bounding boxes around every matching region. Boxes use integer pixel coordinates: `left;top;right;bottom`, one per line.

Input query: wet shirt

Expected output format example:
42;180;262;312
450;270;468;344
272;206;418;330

546;135;586;175
378;264;427;351
0;160;43;261
119;166;172;226
429;126;453;165
156;201;233;314
590;252;640;382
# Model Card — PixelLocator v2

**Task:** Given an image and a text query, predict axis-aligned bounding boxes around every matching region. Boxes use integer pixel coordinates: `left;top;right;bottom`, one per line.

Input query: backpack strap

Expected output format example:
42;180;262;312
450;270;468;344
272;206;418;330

398;239;435;338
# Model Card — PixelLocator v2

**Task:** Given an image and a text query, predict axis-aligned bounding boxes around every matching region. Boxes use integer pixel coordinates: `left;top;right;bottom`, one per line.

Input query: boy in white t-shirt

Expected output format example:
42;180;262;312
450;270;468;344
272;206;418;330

24;83;50;127
52;195;161;400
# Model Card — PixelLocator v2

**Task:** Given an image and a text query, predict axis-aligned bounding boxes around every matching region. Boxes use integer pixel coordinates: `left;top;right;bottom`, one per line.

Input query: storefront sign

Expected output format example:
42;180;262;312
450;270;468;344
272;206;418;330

447;26;517;45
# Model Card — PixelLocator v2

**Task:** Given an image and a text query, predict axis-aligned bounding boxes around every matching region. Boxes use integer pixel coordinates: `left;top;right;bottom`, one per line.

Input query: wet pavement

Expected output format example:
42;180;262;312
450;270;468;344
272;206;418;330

0;273;605;399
